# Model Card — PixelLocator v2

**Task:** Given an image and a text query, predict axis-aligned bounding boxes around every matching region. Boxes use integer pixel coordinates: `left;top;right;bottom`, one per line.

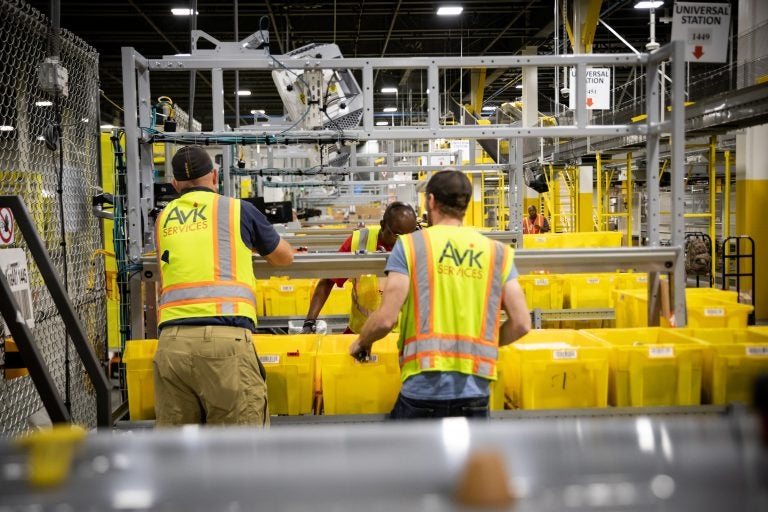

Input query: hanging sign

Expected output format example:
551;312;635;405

0;207;13;246
671;2;731;63
569;67;611;110
0;248;35;335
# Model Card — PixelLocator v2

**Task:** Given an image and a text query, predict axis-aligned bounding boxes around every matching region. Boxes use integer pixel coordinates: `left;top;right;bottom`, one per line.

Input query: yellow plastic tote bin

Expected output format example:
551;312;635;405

500;330;609;409
612;289;648;328
518;274;565;310
613;272;649;291
678;328;768;405
318;334;401;415
489;367;506;411
253;334;319;415
584;328;704;407
564;274;616;309
263;278;316;316
673;295;753;329
318;281;353;316
522;233;561;249
613;288;752;328
122;339;159;420
685;288;739;303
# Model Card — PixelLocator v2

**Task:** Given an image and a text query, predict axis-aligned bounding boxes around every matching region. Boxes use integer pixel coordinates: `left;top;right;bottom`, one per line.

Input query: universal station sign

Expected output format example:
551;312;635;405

671;2;732;63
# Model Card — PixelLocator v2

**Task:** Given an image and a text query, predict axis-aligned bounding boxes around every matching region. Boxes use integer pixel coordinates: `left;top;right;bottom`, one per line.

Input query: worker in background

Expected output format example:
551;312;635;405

523;205;550;234
302;202;419;334
349;170;531;419
154;146;294;427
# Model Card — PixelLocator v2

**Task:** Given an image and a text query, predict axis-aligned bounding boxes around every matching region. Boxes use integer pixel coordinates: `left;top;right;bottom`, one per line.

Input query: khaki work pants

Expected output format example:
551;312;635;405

153;325;269;427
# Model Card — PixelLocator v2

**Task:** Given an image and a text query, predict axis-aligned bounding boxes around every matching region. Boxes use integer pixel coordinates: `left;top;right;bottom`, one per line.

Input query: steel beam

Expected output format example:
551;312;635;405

141;247;679;280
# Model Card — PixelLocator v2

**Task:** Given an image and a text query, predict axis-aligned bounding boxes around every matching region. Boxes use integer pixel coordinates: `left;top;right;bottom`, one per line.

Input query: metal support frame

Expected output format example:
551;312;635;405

123;40;687;329
143;247;680;279
0;196;112;428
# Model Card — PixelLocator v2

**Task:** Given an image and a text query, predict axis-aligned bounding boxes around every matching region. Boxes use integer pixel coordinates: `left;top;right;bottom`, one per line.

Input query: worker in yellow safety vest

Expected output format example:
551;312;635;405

154;146;294;427
303;202;418;334
349;170;531;419
523;205;550;234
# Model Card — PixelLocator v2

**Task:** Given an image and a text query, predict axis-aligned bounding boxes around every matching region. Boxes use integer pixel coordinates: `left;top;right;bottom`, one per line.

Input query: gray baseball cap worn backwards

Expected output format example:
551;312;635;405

172;146;213;181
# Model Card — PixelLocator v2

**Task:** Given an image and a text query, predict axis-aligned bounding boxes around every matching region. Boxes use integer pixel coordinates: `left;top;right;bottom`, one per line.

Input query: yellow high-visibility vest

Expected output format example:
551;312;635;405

156;190;258;326
348;226;381;333
397;225;514;382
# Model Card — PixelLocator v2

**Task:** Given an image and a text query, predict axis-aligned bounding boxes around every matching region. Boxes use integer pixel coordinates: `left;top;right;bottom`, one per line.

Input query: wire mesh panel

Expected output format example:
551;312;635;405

0;0;105;433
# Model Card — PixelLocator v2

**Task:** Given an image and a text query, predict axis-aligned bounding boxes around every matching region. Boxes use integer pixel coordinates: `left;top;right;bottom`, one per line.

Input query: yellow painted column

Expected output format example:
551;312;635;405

736;124;768;321
578;165;593;232
735;0;768;321
100;133;121;350
469;173;484;228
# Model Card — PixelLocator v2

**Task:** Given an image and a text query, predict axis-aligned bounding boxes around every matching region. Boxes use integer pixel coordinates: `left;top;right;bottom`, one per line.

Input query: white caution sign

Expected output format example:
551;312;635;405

569;68;611;110
0;248;35;335
0;207;13;246
671;2;731;63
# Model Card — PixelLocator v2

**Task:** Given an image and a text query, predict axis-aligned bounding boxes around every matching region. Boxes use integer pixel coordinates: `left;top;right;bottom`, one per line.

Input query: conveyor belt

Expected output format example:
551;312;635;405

2;411;765;511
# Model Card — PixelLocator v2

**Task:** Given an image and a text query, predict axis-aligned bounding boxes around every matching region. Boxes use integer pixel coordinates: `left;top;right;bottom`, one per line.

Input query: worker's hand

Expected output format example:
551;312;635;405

349;338;372;363
301;319;316;334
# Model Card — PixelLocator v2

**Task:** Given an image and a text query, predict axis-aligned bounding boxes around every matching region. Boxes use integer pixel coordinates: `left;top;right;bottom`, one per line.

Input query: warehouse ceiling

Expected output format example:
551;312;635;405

25;0;675;129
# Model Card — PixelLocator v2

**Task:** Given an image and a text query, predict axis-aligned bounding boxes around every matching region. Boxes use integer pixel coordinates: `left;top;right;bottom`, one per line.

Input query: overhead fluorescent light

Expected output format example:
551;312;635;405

250;109;265;115
237;90;252;96
375;121;389;126
383;107;397;113
481;106;496;111
35;100;53;107
171;8;198;15
0;125;14;132
100;124;115;130
634;1;663;8
437;6;463;16
174;53;191;57
381;87;398;94
515;84;523;89
36;135;46;141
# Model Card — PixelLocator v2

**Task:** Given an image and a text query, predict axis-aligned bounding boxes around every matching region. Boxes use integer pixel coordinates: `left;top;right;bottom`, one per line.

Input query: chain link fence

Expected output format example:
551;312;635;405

0;0;105;433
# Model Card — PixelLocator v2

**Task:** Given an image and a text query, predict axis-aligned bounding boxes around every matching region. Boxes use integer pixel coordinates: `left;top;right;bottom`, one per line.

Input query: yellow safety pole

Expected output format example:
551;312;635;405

709;135;717;279
724;150;731;240
627;152;633;247
596;152;603;231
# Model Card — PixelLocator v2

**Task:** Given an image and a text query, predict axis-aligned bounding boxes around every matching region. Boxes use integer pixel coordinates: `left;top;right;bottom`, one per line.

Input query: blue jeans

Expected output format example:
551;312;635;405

389;393;490;420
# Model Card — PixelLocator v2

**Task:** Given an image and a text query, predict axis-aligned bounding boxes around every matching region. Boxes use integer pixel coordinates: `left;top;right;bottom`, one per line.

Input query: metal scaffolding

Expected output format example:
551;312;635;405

121;37;689;336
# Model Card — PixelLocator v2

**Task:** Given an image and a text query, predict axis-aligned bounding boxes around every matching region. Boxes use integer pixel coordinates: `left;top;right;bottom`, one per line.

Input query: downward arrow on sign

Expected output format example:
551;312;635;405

692;46;704;59
586;97;594;107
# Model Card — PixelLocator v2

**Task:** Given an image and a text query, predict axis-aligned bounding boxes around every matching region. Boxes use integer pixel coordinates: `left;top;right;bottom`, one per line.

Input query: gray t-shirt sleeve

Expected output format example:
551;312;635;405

384;239;409;276
507;262;519;282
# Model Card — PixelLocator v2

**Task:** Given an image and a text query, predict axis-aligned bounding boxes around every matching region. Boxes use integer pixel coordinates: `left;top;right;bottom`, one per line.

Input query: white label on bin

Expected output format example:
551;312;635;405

260;355;280;364
534;278;549;286
587;278;600;284
535;237;546;243
704;308;725;317
746;346;768;356
279;285;294;292
637;276;647;283
553;349;578;360
357;354;379;363
649;346;674;358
